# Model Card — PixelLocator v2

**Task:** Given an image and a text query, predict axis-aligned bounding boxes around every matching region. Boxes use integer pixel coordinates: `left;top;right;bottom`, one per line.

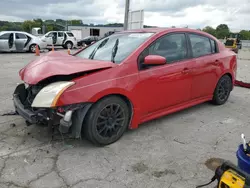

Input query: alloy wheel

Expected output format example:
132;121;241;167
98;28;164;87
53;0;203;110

96;104;125;138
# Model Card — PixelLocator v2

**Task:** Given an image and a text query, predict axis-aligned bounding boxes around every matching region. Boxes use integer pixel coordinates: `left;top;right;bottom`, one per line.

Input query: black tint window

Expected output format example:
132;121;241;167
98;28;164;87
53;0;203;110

67;32;74;37
0;33;10;40
147;33;188;63
189;34;212;58
58;32;63;37
16;33;27;39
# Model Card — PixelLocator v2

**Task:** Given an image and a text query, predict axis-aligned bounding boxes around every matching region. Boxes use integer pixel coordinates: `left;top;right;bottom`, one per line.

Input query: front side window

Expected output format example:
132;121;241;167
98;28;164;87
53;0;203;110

0;33;10;40
189;34;212;58
139;33;188;64
75;32;154;64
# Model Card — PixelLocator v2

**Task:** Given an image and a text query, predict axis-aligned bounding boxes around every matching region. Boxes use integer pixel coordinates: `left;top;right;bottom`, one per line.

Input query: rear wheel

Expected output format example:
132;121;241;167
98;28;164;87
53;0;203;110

65;41;73;49
83;96;130;146
29;44;38;53
212;75;232;105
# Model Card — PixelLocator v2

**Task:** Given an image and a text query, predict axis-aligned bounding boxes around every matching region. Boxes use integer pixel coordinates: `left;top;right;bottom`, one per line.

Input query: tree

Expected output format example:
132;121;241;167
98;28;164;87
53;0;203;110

22;20;42;33
71;20;82;25
216;24;230;39
239;30;250;40
202;26;216;37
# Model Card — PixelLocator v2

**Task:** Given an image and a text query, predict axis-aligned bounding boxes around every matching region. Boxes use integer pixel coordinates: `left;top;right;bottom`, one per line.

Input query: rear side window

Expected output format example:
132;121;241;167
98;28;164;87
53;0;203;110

210;39;217;53
0;33;10;40
189;34;212;58
67;32;74;37
15;33;27;39
58;32;64;37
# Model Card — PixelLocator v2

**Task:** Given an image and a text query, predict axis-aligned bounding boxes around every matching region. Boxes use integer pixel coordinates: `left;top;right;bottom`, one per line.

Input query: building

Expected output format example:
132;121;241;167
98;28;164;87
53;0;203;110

67;25;124;41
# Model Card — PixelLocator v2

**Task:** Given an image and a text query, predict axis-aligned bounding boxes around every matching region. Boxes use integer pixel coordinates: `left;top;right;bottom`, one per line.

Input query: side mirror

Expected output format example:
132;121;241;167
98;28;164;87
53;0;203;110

144;55;166;65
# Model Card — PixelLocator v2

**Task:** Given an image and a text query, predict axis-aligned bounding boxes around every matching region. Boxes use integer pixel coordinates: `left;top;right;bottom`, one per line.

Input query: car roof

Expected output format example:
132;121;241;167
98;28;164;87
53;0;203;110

0;31;34;37
47;31;72;32
120;27;217;40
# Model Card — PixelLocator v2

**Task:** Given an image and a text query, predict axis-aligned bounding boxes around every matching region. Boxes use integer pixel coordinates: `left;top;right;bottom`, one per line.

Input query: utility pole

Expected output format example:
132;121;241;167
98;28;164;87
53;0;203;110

124;0;130;30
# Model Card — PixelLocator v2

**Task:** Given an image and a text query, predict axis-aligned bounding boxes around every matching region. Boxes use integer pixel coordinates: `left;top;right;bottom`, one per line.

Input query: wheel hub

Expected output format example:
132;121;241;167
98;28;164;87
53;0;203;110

107;117;115;127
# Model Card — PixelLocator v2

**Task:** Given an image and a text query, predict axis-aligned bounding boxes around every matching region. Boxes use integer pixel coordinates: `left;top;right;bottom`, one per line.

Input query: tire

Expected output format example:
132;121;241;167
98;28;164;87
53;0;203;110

29;44;38;53
83;96;130;146
65;41;73;49
212;75;232;105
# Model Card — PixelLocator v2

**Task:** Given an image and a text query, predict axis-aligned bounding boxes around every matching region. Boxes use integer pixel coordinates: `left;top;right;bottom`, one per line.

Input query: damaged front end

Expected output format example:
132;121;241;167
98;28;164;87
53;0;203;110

13;81;92;139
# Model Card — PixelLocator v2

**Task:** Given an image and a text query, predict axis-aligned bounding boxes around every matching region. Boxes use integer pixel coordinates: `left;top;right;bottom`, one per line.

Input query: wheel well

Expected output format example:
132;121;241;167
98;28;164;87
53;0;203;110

97;94;133;114
224;73;232;81
65;41;73;44
222;73;233;90
95;94;133;125
29;43;40;49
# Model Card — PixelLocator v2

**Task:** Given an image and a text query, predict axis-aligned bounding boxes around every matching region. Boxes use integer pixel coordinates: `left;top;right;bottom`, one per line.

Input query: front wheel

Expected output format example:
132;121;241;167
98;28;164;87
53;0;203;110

212;75;232;105
83;96;130;146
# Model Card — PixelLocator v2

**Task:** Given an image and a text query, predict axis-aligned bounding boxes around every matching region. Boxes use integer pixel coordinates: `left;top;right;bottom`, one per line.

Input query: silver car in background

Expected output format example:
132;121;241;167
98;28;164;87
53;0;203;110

0;31;47;53
41;31;77;49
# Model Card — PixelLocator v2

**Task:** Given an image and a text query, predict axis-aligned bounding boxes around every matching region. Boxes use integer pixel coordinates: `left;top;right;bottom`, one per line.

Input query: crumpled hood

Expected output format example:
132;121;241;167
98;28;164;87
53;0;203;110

20;51;115;84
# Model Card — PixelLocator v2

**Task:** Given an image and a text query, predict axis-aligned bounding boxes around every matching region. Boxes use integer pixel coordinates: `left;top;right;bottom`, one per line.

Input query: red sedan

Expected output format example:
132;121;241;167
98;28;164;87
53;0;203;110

13;28;237;146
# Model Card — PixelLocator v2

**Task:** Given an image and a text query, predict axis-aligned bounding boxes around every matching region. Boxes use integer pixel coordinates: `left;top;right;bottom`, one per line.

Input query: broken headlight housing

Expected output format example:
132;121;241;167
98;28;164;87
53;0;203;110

31;81;75;108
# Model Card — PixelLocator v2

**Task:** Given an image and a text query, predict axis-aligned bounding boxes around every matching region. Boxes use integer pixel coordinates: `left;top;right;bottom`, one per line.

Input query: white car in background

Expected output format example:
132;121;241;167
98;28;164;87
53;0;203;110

41;31;77;49
0;31;47;53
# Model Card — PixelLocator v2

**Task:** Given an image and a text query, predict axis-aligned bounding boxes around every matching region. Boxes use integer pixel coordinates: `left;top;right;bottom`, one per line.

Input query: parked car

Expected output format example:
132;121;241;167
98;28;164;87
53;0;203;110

41;31;77;49
13;28;237;146
77;36;99;46
104;31;117;37
0;31;47;53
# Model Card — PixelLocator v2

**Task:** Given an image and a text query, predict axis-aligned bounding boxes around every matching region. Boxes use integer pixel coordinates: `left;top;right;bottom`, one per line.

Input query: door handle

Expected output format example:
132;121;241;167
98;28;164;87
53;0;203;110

182;68;190;74
212;60;220;66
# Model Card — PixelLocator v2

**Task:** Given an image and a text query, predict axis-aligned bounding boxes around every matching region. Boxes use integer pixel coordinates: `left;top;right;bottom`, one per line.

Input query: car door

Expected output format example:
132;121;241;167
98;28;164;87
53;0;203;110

0;33;11;51
188;33;220;99
57;32;64;45
44;32;54;45
15;33;28;51
137;33;194;116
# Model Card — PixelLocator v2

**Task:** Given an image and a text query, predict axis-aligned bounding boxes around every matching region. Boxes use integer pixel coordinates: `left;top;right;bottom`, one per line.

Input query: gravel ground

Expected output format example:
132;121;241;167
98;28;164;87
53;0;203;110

0;48;250;188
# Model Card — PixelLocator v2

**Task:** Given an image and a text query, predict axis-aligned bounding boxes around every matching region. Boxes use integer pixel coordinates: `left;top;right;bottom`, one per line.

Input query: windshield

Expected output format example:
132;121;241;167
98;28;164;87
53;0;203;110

75;32;154;64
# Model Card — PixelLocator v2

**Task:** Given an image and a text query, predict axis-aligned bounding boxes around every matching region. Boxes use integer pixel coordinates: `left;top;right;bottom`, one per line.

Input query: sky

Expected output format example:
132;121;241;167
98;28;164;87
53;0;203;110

0;0;249;31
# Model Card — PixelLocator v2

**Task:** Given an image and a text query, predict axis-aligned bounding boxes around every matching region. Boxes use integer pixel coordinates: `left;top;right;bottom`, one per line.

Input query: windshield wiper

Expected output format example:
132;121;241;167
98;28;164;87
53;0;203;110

111;39;119;63
89;38;109;59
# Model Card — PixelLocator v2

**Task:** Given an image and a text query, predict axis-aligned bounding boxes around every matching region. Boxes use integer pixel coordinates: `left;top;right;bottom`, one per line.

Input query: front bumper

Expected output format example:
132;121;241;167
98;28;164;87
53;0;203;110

13;83;48;124
12;83;92;138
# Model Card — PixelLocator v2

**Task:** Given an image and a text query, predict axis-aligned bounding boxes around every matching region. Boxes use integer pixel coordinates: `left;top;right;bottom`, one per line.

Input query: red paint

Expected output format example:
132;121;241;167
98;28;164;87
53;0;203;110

144;55;166;65
19;51;116;85
19;28;237;129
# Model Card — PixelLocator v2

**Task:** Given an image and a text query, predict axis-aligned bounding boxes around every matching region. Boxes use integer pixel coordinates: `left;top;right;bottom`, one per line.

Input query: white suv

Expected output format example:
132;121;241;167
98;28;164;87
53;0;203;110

41;31;77;49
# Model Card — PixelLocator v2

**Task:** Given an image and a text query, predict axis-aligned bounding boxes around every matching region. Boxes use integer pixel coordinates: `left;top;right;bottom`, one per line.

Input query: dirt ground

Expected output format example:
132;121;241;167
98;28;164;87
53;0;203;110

0;48;250;188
